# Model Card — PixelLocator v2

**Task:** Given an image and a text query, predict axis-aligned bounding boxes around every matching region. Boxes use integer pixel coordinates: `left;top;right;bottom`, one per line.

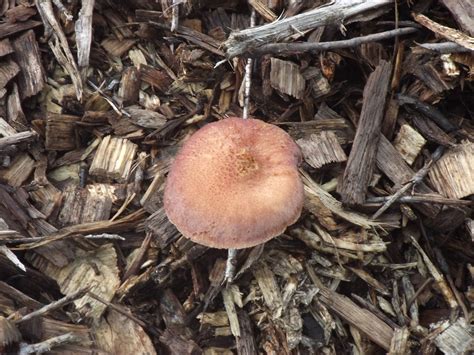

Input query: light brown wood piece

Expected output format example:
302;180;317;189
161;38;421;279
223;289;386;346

101;38;137;58
339;60;391;205
393;124;426;165
297;131;347;169
0;153;35;187
388;326;410;354
89;136;138;182
11;30;44;99
429;141;474;199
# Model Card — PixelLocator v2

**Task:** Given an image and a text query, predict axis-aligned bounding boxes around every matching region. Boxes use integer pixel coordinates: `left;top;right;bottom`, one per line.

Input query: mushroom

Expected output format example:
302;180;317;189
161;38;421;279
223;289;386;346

164;117;304;250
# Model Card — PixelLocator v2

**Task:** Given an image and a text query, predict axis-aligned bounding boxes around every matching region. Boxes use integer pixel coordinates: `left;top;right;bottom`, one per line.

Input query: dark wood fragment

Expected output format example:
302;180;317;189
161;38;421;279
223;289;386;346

236;310;257;355
338;60;391;205
45;114;79;151
119;67;141;105
139;64;173;93
0;20;42;39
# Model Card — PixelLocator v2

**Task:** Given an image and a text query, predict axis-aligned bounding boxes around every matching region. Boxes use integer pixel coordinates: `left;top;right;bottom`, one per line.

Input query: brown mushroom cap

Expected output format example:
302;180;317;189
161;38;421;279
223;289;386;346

164;117;304;249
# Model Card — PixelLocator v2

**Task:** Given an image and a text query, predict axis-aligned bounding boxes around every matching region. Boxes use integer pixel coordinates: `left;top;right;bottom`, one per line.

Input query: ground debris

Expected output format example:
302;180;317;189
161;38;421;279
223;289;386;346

0;1;471;354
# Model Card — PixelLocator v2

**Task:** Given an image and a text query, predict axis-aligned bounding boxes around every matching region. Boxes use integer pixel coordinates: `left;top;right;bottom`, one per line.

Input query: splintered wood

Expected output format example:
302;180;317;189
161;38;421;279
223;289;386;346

297;131;347;169
429;141;474;199
393;124;426;165
270;58;305;99
339;60;391;205
89;136;138;182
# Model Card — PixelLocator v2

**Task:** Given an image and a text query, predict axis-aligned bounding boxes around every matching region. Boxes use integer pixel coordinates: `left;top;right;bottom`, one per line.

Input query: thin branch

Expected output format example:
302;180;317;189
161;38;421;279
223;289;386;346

14;287;90;324
249;27;418;56
19;333;79;355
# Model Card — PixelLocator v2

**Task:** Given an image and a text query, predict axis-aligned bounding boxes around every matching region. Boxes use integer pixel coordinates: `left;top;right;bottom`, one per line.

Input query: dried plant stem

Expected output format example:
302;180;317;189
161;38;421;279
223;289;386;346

225;248;238;284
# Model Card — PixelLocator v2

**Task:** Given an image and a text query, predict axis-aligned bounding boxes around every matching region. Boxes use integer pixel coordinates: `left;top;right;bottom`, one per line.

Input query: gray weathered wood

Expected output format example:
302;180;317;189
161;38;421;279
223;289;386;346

224;0;394;58
338;60;391;205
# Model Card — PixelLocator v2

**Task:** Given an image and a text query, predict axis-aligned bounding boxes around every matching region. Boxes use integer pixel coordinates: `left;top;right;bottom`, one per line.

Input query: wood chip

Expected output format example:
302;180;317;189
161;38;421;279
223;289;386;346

89;136;138;182
429;141;474;199
297;131;347;169
270;58;305;99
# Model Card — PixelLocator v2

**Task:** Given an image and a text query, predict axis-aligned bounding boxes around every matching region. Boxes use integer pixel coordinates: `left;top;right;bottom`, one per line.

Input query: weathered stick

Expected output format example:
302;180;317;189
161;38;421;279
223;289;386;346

250;27;418;56
338;60;392;205
224;0;394;58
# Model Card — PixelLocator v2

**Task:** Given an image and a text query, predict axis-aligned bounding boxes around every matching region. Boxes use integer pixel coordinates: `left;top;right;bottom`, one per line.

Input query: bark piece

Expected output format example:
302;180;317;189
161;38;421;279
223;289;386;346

393;124;426;165
45;114;79;151
428;141;474;199
297;131;347;169
11;30;44;100
101;38;137;58
119;67;140;105
0;58;19;90
339;60;391;205
0;20;42;39
0;39;13;57
58;184;119;226
89;136;138;182
270;58;305;99
0;153;35;187
139;64;173;93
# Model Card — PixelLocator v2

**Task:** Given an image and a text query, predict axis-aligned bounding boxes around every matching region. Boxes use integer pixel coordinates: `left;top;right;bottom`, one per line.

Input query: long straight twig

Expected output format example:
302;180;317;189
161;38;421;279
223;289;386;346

249;27;418;56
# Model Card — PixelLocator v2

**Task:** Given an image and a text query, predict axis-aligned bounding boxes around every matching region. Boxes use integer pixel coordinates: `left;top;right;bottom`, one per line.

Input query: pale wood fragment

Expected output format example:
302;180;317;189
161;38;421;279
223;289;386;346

270;58;305;99
429;141;474;199
388;326;410;354
89;136;138;182
393;124;426;165
297;131;347;169
434;318;473;354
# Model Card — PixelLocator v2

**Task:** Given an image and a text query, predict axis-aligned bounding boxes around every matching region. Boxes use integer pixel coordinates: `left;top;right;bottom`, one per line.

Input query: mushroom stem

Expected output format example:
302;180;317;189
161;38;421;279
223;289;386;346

224;248;238;284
